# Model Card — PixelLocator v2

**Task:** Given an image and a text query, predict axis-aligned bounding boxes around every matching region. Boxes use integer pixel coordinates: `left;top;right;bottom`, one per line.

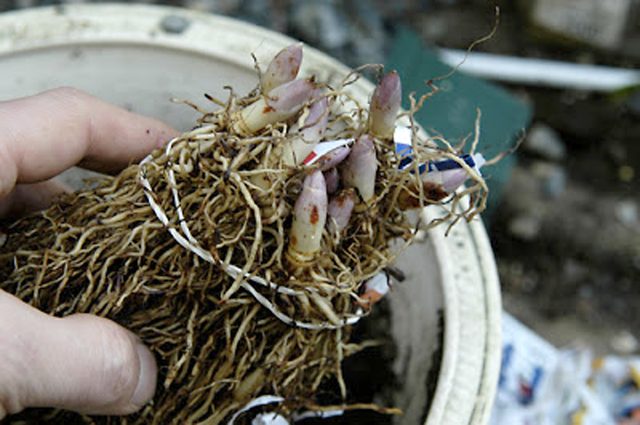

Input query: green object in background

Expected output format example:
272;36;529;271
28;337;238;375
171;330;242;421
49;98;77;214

387;27;532;218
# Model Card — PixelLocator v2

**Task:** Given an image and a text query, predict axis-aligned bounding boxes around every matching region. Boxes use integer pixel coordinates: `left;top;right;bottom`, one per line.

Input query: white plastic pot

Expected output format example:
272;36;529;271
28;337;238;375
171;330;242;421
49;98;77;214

0;5;501;425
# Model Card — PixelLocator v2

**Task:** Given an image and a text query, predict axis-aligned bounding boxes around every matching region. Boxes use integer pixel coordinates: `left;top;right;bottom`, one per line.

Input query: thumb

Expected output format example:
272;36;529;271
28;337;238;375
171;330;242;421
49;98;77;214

0;290;157;418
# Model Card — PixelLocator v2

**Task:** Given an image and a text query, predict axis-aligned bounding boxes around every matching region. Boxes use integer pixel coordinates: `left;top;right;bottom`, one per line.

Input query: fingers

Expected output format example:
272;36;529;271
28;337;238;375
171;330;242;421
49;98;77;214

0;291;157;418
0;88;167;414
0;178;71;219
0;87;179;198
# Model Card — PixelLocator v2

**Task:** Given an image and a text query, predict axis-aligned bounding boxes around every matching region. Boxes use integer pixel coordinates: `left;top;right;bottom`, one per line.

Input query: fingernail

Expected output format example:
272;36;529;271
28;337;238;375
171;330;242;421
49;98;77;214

130;343;157;407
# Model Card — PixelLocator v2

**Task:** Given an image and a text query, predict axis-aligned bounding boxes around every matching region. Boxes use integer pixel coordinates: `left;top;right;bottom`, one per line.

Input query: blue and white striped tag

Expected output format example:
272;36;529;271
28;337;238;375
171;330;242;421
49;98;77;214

393;126;485;176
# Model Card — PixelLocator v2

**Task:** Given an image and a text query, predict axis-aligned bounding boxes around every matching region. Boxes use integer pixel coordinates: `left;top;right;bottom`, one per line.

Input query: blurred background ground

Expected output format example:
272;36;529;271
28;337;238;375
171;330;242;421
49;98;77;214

2;0;639;364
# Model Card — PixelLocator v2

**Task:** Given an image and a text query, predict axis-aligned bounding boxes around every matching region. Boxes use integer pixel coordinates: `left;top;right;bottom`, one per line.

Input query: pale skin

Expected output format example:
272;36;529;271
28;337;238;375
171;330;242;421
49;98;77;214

0;88;179;418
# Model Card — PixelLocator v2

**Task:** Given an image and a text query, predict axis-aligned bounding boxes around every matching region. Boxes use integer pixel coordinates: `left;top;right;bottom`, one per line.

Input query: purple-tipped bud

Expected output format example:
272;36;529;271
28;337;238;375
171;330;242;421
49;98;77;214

398;154;486;210
324;168;340;194
341;135;377;203
368;71;402;140
266;79;316;113
397;180;448;210
261;43;303;94
423;153;486;195
327;188;356;234
317;146;350;171
233;78;315;135
283;96;329;166
423;169;468;193
289;171;327;256
299;96;329;142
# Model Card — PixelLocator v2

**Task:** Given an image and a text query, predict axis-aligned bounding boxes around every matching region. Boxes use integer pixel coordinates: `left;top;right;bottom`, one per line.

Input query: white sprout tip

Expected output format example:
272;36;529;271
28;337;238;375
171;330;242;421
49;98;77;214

233;78;315;135
261;43;303;94
267;78;316;113
369;71;402;140
327;188;356;234
341;134;377;203
317;146;350;171
282;96;329;166
324;168;340;194
289;170;328;256
300;96;329;142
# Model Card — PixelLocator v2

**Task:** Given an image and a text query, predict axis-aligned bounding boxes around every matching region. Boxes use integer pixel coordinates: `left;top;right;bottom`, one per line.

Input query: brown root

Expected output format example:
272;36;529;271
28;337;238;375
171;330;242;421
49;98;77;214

0;68;488;424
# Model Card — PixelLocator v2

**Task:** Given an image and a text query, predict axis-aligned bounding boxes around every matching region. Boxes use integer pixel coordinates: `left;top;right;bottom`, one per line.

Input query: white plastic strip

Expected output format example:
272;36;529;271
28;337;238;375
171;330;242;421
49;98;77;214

226;394;346;425
292;409;345;421
439;49;640;92
227;395;285;425
252;412;290;425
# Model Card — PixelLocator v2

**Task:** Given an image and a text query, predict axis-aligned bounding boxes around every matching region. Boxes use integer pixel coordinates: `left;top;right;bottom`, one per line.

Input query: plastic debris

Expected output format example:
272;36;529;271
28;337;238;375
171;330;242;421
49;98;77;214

252;412;290;425
227;395;284;425
491;313;640;425
227;394;346;424
358;272;390;307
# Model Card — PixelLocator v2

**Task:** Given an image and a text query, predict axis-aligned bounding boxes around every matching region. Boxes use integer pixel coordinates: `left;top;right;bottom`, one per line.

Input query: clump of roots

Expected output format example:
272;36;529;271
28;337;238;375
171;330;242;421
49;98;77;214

0;69;487;424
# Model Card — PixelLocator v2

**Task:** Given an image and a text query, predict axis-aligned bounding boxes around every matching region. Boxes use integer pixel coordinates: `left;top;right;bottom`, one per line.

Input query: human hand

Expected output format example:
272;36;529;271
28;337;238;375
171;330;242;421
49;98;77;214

0;88;179;418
